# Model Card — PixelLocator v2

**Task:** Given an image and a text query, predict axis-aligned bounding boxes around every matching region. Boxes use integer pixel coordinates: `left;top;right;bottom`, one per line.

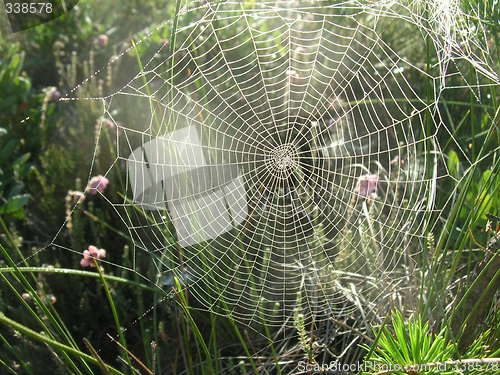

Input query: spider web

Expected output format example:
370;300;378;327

49;0;499;329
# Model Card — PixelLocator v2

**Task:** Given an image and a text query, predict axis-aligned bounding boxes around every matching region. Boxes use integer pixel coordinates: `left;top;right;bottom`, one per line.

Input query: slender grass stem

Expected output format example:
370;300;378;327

174;278;215;373
0;313;125;375
0;266;158;293
94;260;133;373
0;333;33;375
0;244;92;374
83;338;112;375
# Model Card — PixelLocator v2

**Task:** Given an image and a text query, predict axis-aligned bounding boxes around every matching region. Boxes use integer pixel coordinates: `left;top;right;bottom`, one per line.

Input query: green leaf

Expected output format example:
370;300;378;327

0;194;30;215
0;139;17;164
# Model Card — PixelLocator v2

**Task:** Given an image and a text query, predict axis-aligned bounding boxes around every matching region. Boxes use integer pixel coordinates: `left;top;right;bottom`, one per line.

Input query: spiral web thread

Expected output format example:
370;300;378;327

48;0;498;329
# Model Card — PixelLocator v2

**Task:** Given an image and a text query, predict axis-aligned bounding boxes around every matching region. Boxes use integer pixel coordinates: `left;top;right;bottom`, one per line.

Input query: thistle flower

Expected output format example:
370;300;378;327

356;174;379;197
86;175;109;195
80;245;106;267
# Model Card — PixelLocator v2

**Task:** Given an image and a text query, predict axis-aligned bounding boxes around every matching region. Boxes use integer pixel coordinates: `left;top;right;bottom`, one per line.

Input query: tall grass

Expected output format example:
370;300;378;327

0;0;498;374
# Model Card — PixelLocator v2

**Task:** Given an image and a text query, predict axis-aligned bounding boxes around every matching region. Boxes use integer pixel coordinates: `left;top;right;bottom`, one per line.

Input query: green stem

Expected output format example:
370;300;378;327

0;244;91;374
174;278;214;373
0;266;158;293
94;261;133;373
0;313;125;375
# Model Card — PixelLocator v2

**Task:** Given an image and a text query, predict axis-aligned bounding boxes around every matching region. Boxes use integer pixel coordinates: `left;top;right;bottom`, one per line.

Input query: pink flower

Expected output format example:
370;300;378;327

101;118;115;130
356;174;379;197
96;34;109;47
51;89;61;102
86;175;109;195
67;190;85;204
80;245;106;267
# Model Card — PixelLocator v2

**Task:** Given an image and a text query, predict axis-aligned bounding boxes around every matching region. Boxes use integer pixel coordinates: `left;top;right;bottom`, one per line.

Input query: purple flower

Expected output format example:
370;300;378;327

86;175;109;195
356;174;379;197
80;245;106;268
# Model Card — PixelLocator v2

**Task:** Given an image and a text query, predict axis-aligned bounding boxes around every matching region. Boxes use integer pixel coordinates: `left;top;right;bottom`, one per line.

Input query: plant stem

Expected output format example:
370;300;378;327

0;313;125;375
94;260;133;373
0;266;158;293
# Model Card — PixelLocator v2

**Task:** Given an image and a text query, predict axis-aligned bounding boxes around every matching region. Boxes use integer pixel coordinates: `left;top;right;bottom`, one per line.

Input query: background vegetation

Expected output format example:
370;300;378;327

0;0;498;374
